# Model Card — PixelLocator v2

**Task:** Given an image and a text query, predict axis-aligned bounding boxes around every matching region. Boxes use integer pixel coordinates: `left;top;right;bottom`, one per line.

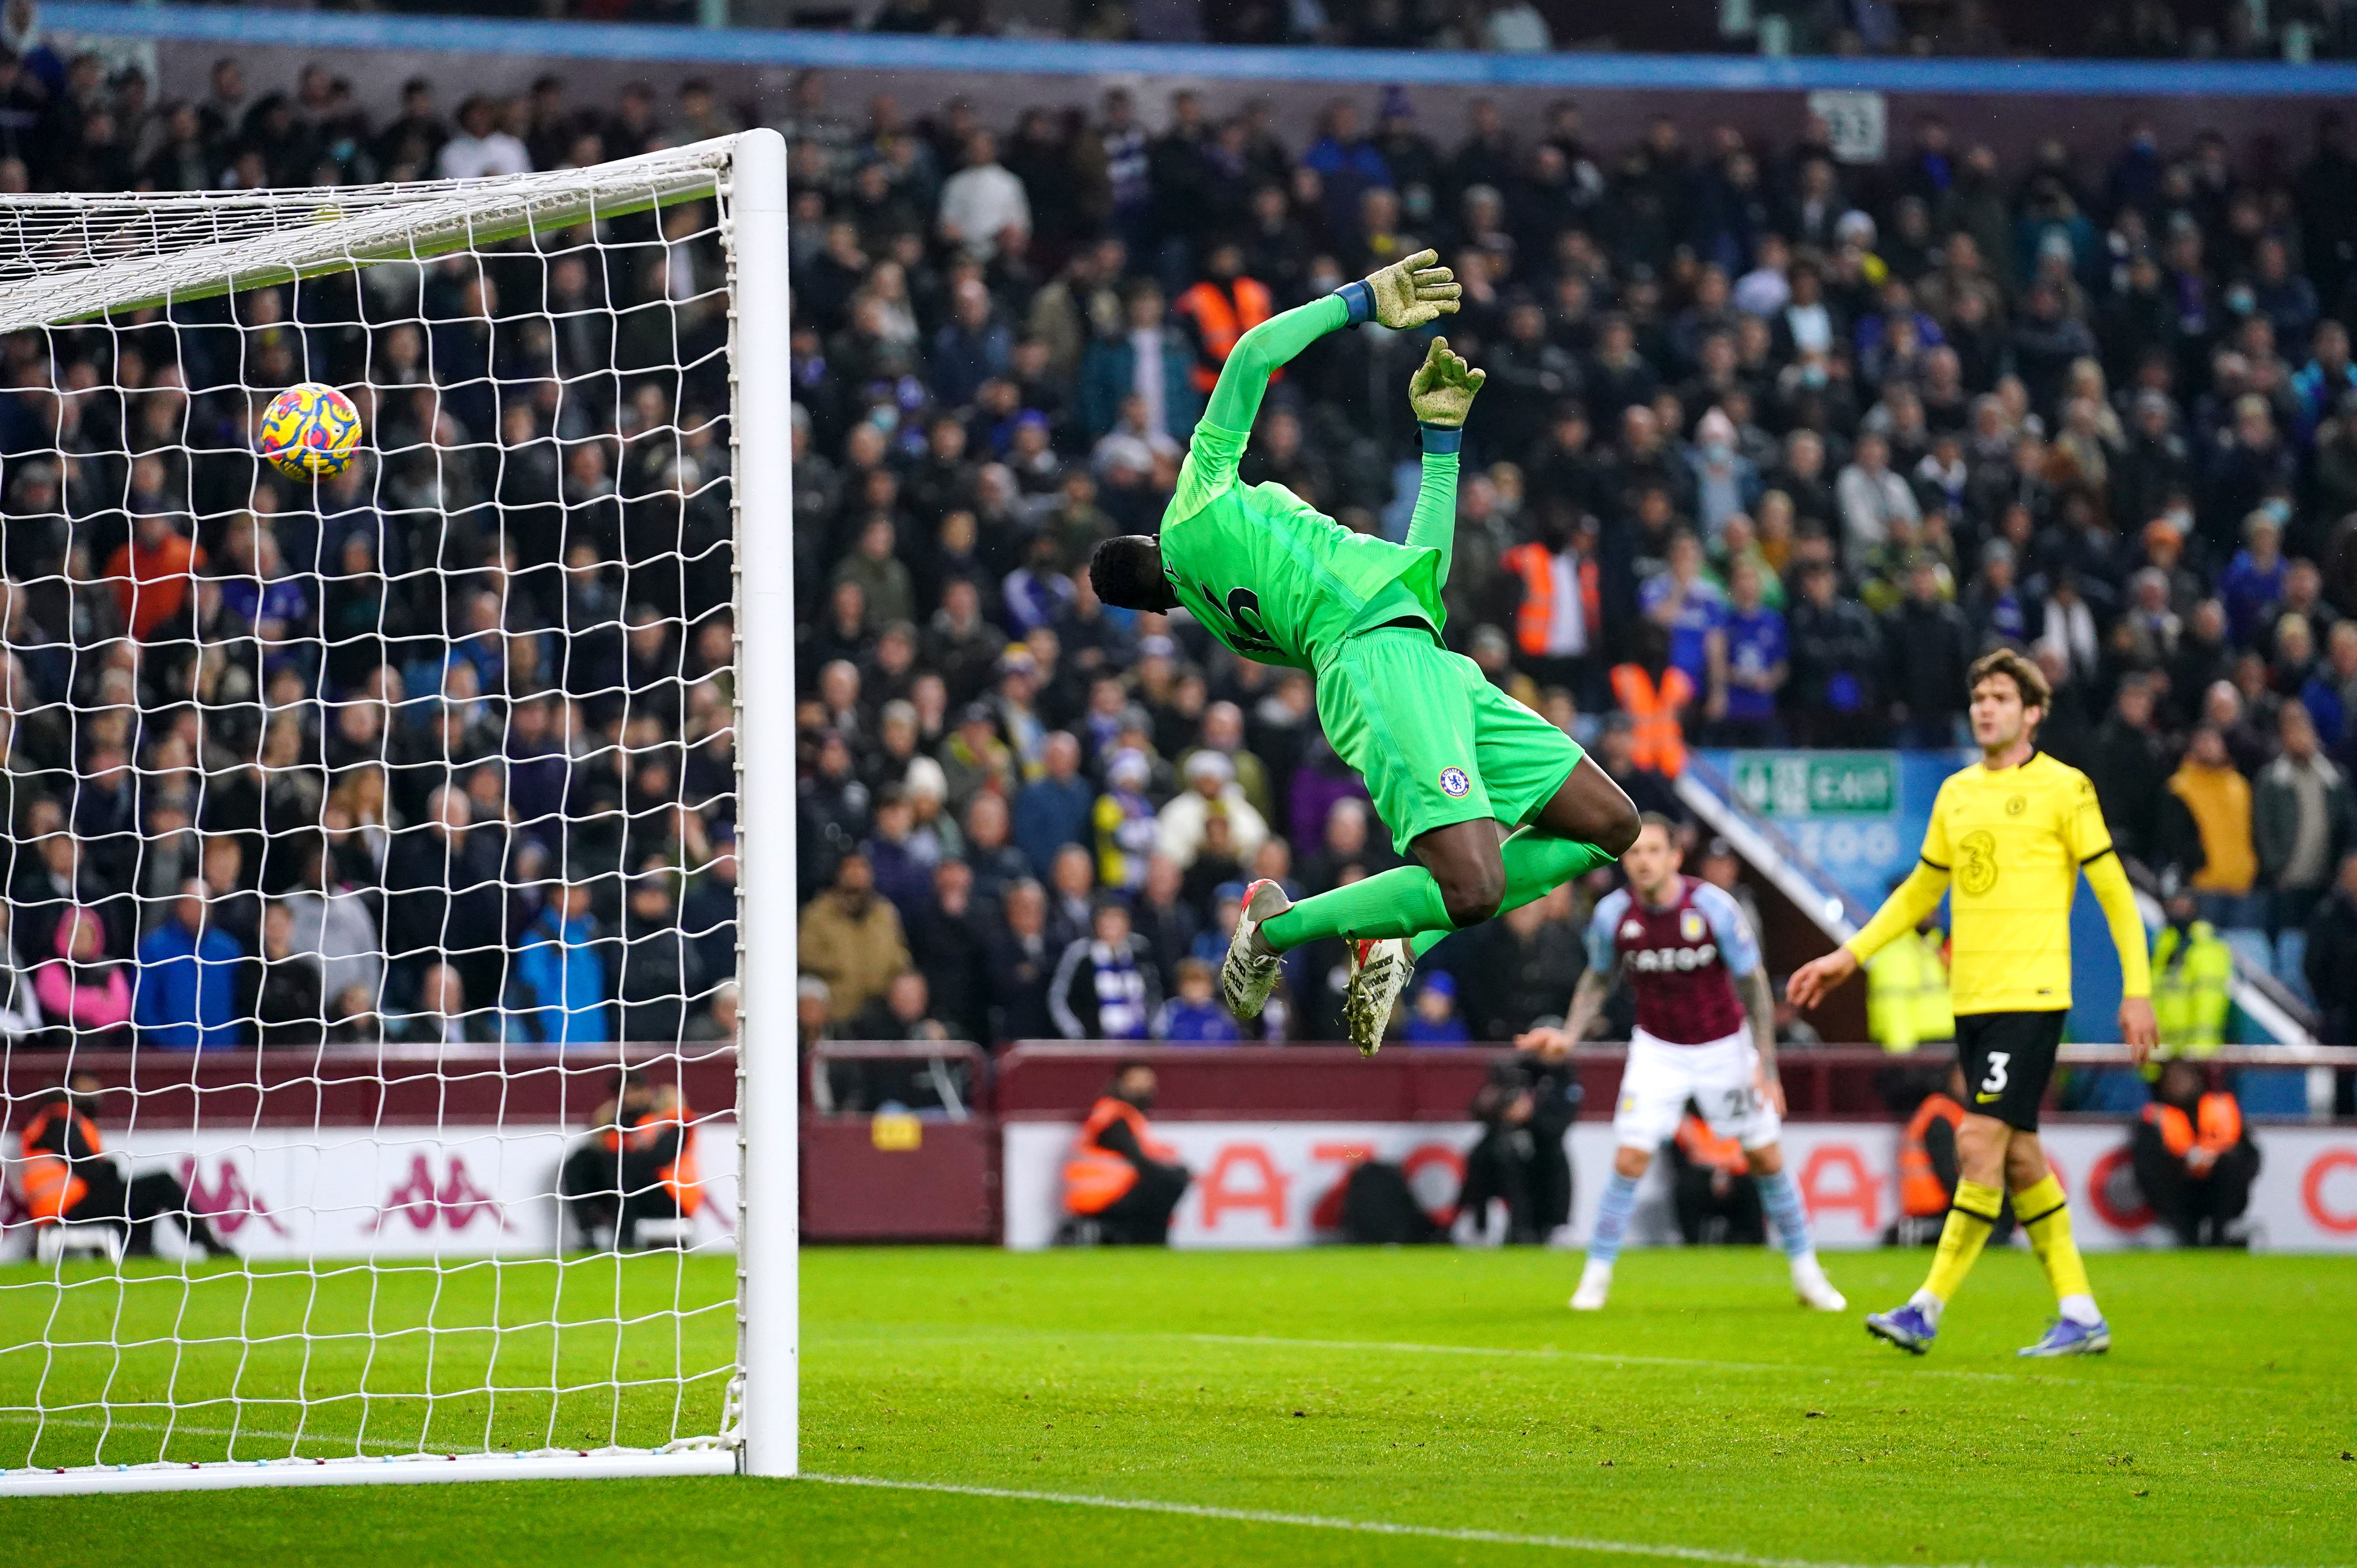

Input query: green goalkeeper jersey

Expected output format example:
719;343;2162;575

1155;294;1456;671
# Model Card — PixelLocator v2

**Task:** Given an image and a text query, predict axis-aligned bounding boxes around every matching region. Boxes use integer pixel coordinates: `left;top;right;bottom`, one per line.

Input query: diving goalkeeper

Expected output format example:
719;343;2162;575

1786;647;2158;1357
1088;252;1639;1054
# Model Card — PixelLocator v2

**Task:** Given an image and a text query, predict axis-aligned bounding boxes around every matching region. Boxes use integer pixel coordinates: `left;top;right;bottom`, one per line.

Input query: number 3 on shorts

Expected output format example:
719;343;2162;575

1980;1051;2011;1096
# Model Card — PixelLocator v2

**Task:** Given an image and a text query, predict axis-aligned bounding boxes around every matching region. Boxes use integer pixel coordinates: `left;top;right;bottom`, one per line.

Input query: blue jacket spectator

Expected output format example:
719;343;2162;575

133;882;245;1050
511;885;613;1047
1015;732;1095;874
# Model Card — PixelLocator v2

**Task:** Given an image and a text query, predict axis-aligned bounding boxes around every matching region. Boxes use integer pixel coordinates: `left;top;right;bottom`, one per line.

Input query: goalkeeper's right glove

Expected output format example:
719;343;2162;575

1408;336;1485;429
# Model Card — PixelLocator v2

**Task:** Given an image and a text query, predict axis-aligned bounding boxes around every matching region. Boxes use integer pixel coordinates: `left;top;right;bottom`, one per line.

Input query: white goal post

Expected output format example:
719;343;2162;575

0;130;794;1493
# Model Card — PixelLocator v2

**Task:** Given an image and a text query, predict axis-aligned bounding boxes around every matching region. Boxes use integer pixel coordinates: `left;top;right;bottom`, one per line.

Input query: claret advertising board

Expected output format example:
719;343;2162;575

1003;1120;2357;1252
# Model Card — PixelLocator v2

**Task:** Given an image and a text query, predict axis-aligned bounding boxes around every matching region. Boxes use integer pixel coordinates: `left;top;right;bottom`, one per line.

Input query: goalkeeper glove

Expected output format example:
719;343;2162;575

1408;336;1486;428
1338;248;1461;331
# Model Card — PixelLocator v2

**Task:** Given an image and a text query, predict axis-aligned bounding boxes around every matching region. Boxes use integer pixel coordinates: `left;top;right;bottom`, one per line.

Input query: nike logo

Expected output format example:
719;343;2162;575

1976;1092;2000;1103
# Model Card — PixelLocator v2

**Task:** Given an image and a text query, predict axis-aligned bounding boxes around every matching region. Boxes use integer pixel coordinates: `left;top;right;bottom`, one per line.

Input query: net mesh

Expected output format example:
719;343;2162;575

0;141;749;1473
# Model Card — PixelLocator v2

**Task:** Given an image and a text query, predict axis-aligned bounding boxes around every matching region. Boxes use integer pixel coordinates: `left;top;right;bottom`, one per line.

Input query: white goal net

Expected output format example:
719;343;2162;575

0;132;797;1493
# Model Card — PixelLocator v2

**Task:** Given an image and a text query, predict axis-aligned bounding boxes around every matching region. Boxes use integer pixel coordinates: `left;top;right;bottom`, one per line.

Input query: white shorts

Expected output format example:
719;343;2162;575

1612;1026;1782;1153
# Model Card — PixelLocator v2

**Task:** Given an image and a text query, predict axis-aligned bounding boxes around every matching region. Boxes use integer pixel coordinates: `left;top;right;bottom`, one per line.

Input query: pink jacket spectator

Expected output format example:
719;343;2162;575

35;909;132;1032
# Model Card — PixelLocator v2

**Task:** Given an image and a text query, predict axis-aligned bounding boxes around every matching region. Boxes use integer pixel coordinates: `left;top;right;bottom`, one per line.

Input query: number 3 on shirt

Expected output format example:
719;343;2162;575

1980;1051;2011;1096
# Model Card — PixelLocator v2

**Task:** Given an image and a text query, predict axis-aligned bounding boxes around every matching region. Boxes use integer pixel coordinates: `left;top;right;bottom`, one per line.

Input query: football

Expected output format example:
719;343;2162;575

256;380;363;481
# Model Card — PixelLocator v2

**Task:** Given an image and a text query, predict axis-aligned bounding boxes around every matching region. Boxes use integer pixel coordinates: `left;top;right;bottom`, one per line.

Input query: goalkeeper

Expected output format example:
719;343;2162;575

1089;252;1638;1054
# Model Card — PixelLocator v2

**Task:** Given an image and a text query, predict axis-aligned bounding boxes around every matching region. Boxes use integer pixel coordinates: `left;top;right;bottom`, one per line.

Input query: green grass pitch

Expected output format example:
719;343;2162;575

0;1245;2349;1566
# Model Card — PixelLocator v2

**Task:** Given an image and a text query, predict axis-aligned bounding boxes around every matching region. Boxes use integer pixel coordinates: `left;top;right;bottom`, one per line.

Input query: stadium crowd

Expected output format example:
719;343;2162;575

8;51;2357;1052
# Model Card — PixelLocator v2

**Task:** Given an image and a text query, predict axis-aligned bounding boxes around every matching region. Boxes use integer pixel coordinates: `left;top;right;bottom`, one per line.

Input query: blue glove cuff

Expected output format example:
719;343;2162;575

1337;279;1374;326
1419;421;1463;454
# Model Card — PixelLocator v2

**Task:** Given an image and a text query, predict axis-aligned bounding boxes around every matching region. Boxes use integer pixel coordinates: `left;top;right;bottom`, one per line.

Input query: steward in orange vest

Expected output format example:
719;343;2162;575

1881;1066;2002;1246
1667;1104;1765;1244
1500;508;1602;697
19;1073;225;1258
560;1072;700;1250
2130;1059;2260;1247
1608;629;1695;779
1061;1062;1190;1245
1174;245;1276;396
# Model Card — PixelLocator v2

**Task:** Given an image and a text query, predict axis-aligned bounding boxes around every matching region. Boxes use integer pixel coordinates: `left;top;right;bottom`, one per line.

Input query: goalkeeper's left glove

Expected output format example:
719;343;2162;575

1408;336;1486;428
1338;248;1461;331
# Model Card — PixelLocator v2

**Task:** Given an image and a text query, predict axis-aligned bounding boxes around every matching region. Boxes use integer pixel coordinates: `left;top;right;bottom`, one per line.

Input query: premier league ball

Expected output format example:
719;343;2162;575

257;381;363;482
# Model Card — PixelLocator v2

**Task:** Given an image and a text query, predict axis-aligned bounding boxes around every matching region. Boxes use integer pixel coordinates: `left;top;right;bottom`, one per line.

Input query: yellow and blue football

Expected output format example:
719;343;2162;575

257;381;363;482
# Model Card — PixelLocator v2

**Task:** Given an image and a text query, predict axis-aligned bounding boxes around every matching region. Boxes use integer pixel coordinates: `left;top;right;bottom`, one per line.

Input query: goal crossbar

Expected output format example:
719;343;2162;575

0;138;741;333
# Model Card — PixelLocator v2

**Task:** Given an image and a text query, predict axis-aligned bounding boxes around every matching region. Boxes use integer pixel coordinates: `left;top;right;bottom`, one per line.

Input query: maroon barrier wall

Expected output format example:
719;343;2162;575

993;1043;1924;1121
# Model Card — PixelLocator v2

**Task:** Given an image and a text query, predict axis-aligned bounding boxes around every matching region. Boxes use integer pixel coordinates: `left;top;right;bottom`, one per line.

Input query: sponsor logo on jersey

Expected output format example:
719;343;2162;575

1629;943;1719;972
1438;766;1471;797
1680;909;1706;942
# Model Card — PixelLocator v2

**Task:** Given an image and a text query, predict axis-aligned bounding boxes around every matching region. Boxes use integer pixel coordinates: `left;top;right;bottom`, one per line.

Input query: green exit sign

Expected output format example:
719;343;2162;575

1733;753;1897;817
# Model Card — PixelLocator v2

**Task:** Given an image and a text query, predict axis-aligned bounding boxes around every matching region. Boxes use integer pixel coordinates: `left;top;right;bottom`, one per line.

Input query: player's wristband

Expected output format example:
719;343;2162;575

1419;421;1462;454
1336;279;1374;325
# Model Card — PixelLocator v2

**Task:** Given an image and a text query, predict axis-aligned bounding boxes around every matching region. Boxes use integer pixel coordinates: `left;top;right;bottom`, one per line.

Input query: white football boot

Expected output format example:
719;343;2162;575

1342;937;1414;1056
1570;1258;1614;1311
1791;1253;1848;1312
1219;878;1291;1021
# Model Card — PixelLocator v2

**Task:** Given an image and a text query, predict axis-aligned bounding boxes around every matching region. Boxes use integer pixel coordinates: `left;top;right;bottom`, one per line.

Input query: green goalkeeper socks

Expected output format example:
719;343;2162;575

1259;831;1618;954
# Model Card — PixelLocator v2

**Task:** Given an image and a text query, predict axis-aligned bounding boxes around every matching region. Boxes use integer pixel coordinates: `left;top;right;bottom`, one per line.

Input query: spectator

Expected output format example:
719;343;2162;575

1457;1040;1578;1243
1049;897;1160;1040
617;865;703;1044
1716;558;1787;744
1156;749;1269;870
1884;555;1975;748
34;907;130;1046
512;882;613;1047
2254;704;2351;958
2084;675;2168;863
1469;886;1586;1040
1836;431;1922;563
2167;726;2261;928
937;130;1030;262
438;95;530;179
908;857;989;1043
1401;971;1470;1044
391;961;493;1045
2130;1060;2259;1247
797;851;910;1028
255;901;324;1048
1014;730;1092;875
851;969;949;1042
132;880;243;1050
987;878;1057;1042
1787;554;1884;745
1153;957;1239;1043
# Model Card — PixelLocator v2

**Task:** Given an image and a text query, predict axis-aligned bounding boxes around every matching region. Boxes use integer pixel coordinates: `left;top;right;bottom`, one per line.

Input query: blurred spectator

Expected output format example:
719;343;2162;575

2167;726;2261;927
34;907;129;1046
1156;749;1269;869
255;902;324;1049
1049;897;1160;1039
2131;1060;2259;1247
1469;886;1585;1040
1153;956;1239;1043
1401;971;1470;1044
797;852;910;1027
2253;704;2351;955
133;880;242;1050
513;882;612;1047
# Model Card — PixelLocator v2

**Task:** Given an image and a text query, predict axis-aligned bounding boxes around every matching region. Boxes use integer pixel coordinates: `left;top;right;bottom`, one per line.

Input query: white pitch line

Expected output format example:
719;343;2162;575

801;1473;2345;1568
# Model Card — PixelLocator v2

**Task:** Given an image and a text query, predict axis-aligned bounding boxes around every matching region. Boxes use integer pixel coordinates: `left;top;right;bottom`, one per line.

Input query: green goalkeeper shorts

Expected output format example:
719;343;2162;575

1316;625;1586;856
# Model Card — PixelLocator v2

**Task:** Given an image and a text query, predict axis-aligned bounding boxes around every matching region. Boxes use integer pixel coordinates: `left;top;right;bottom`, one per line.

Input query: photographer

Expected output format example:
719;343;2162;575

1455;1033;1581;1243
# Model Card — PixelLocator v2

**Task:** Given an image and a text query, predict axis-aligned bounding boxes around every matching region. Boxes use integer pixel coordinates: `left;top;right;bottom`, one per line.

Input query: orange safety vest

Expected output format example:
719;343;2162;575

1064;1096;1178;1215
2142;1092;2243;1165
1675;1114;1748;1177
603;1102;703;1212
19;1101;98;1223
1501;541;1601;659
1608;663;1695;777
1176;277;1276;393
1898;1092;1966;1218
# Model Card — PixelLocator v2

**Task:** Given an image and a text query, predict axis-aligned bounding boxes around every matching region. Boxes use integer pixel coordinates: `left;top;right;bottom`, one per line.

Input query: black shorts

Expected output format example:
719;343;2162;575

1955;1010;2067;1131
